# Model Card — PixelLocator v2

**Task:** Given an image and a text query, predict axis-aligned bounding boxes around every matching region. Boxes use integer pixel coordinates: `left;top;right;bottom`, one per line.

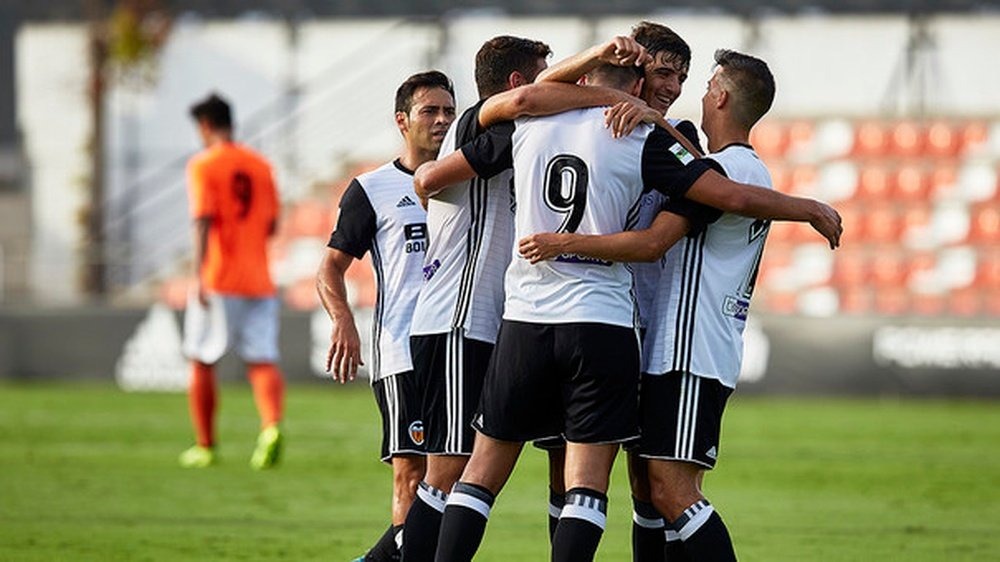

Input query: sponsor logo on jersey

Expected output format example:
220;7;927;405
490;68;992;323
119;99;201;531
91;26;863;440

554;253;613;266
748;219;770;243
668;142;695;165
722;295;750;321
408;420;425;445
706;446;718;460
396;195;418;208
404;223;428;254
423;258;441;281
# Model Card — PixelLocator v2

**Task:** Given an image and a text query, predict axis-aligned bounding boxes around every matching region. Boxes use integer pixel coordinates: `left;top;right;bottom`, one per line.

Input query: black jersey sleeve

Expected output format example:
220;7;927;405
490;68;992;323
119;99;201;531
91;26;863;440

460;120;515;180
674;119;704;154
641;126;719;200
327;179;376;259
659;161;725;234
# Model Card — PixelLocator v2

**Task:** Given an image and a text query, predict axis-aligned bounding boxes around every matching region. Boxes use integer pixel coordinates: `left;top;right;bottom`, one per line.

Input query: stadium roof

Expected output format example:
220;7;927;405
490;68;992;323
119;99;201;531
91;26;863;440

8;0;1000;21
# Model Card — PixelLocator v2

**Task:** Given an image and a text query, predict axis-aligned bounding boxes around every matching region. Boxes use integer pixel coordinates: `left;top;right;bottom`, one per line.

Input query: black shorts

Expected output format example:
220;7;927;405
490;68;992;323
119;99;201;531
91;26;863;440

637;371;733;469
410;330;493;455
372;372;426;462
473;320;640;445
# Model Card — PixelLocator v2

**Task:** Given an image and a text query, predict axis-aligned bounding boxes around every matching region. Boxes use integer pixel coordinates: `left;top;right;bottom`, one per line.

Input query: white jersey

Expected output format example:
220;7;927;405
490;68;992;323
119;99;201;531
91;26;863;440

642;144;773;388
327;160;427;381
410;101;515;344
631;119;701;330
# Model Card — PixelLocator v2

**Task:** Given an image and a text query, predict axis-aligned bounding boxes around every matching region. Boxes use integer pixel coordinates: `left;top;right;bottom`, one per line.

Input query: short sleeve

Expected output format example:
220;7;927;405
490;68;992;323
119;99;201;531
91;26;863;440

640;126;719;200
327;179;377;259
186;158;216;219
673;120;704;155
460;120;515;180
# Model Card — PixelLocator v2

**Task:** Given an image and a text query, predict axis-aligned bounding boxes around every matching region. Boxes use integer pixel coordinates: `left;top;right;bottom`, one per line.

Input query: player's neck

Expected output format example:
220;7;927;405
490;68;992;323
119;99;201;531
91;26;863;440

205;132;233;148
706;123;748;153
398;149;436;173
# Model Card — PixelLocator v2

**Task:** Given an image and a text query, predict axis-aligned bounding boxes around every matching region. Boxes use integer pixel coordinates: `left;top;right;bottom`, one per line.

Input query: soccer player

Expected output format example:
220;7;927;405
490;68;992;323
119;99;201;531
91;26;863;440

316;71;456;562
534;24;705;561
519;50;810;562
179;93;285;471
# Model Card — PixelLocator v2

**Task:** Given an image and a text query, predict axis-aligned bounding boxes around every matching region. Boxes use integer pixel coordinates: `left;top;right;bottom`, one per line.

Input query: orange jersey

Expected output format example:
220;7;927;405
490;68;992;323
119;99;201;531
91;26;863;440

187;142;279;296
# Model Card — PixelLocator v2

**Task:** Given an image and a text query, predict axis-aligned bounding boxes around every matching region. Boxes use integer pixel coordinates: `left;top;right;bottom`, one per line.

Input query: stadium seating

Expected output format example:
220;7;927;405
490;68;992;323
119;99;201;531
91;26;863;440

753;116;999;317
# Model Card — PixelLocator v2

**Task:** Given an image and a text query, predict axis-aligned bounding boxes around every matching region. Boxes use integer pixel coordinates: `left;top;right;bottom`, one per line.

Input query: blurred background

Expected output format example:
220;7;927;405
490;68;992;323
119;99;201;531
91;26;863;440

0;0;998;395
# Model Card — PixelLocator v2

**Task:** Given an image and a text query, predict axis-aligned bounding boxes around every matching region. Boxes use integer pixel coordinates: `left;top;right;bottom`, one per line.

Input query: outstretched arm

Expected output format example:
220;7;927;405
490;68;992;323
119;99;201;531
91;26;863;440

535;36;650;84
685;172;843;249
519;211;691;264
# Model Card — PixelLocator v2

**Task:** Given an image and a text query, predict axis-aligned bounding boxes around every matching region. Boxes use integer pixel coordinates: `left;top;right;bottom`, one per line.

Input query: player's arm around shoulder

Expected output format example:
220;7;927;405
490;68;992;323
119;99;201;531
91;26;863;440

535;35;650;84
478;82;636;129
519;211;691;264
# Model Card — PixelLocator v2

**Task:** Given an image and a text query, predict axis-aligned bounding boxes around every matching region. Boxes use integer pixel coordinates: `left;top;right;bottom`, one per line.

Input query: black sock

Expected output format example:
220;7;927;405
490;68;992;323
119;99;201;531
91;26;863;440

401;481;448;562
434;482;495;562
673;500;736;562
663;528;688;561
631;497;666;562
548;488;565;543
365;524;401;562
552;487;608;562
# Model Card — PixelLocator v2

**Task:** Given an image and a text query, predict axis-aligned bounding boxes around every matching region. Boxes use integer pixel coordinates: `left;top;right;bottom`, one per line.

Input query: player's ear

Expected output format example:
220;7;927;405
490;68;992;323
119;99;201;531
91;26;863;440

716;88;729;110
508;70;527;89
394;111;408;134
630;77;644;98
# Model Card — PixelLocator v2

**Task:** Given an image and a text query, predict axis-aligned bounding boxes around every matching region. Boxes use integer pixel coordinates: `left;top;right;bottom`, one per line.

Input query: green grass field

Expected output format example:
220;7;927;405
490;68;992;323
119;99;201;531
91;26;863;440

1;381;998;561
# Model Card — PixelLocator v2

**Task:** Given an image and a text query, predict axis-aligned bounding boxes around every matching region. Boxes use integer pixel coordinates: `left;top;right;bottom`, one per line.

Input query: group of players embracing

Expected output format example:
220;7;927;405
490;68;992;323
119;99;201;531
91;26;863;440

317;20;842;562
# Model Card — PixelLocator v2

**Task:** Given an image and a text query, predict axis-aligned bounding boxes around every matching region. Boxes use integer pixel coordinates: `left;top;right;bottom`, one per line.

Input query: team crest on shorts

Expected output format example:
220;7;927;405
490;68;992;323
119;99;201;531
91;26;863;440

408;420;425;445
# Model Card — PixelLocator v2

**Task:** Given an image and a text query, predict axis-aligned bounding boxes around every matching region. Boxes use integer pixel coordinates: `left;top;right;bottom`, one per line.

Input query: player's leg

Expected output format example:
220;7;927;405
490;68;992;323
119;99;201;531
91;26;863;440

362;373;426;562
434;433;523;562
540;441;567;541
628;451;673;562
435;321;560;562
179;292;230;467
550;322;641;562
648;460;734;562
551;442;618;562
403;331;489;562
236;296;286;469
640;371;735;561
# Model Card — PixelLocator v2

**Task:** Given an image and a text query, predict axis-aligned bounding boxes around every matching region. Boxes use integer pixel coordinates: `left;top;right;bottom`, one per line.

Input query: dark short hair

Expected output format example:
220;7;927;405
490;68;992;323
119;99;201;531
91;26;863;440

714;49;776;129
474;35;552;98
189;93;232;129
631;21;691;71
587;63;644;92
395;70;455;114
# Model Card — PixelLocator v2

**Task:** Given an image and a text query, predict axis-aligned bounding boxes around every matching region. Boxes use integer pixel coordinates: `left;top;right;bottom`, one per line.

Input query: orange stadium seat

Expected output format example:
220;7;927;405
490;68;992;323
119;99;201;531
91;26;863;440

873;286;910;316
767;163;792;193
758;289;798;314
863;203;902;243
856;165;893;200
830;248;870;288
889;121;925;158
751;120;788;158
284;277;320;311
286;199;334;239
928;163;959;200
838;286;873;315
926;121;960;158
789;165;818;195
894;165;930;201
869;250;906;287
968;203;1000;243
959;120;989;155
853;121;889;157
974;248;1000;288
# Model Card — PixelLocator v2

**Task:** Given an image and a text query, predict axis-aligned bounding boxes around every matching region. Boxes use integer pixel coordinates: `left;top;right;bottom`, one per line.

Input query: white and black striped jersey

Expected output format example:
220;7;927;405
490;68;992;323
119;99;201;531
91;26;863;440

410;100;516;344
327;159;428;382
642;144;773;388
463;107;720;328
631;119;702;331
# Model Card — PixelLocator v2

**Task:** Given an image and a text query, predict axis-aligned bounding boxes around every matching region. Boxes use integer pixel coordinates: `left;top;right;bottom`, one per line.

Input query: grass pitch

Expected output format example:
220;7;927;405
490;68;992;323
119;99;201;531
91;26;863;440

1;381;998;561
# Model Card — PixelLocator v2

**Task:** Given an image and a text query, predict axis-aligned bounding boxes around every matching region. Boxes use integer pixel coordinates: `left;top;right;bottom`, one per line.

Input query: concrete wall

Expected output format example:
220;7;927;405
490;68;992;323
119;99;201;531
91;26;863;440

2;306;998;397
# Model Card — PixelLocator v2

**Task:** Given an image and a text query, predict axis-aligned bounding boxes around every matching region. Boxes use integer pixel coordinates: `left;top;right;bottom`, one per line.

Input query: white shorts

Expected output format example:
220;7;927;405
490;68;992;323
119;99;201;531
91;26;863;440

182;292;281;364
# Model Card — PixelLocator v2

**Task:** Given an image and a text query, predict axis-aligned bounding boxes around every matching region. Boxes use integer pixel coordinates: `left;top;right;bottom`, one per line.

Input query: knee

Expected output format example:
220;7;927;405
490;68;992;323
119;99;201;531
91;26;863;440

394;460;426;496
649;475;703;521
